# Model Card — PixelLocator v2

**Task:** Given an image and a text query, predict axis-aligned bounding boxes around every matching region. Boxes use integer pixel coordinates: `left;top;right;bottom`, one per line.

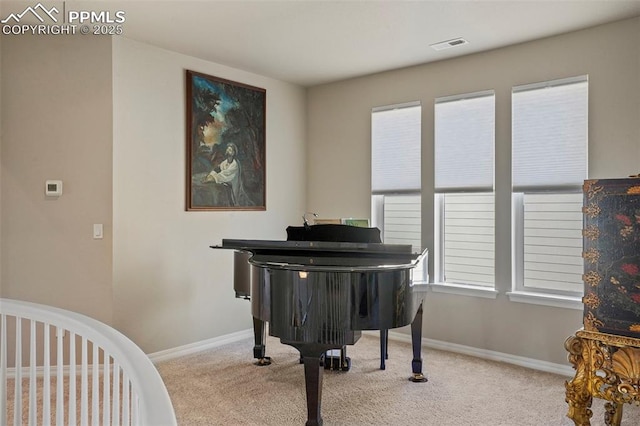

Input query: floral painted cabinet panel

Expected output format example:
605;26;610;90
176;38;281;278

583;178;640;338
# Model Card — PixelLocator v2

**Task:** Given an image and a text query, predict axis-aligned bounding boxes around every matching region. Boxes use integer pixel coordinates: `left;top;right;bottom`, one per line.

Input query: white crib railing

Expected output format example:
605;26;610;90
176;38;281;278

0;298;177;426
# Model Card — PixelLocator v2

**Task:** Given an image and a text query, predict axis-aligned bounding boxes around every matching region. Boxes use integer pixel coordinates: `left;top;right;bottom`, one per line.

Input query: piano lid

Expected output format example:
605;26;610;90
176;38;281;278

211;239;427;270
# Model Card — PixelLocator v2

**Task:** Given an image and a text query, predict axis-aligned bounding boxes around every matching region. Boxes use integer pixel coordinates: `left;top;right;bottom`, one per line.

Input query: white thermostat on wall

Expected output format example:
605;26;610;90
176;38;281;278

45;180;63;197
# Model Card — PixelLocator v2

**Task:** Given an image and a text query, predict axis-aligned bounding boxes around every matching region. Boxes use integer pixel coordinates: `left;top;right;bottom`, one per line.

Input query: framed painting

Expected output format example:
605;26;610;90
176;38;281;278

186;70;266;210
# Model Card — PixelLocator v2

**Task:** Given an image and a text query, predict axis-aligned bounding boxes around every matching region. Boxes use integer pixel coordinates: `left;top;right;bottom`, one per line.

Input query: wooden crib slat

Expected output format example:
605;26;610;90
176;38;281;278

103;352;110;426
68;332;76;426
29;320;37;426
56;327;64;426
131;393;139;426
0;314;7;426
112;361;120;426
81;337;88;426
14;318;23;426
91;344;99;426
122;372;130;426
43;323;51;426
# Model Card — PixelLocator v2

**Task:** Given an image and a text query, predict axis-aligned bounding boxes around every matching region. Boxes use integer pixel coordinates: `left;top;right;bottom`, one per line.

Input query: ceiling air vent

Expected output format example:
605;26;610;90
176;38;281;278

430;37;469;51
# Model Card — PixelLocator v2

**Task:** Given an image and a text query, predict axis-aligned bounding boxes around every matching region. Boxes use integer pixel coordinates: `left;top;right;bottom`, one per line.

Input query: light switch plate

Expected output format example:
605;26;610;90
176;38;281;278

93;224;103;239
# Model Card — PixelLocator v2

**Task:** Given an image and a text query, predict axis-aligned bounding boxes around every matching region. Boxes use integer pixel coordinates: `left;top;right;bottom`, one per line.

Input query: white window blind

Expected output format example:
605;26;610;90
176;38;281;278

434;91;495;287
522;193;583;294
381;194;426;283
512;76;588;192
435;91;495;193
512;75;588;297
382;194;421;250
371;102;421;193
442;193;495;287
371;103;425;282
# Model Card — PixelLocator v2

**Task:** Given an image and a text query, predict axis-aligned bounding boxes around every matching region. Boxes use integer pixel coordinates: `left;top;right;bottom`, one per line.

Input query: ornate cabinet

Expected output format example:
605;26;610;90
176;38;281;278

582;178;640;337
565;177;640;425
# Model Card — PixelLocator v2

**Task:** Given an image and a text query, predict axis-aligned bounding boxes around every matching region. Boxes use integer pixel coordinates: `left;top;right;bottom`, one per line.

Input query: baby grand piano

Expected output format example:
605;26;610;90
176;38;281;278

212;227;428;426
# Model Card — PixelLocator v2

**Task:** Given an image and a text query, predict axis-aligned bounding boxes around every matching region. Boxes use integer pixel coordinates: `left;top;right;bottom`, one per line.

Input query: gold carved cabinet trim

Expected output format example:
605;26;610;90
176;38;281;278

582;225;600;241
565;330;640;425
582;203;601;219
582;248;600;264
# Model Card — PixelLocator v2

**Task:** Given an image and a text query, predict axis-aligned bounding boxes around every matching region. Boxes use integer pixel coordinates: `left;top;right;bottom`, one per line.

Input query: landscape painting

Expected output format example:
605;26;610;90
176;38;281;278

186;70;266;210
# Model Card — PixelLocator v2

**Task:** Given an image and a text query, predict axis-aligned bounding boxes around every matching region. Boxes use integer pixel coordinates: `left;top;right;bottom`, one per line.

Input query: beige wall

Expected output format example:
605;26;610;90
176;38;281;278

1;35;114;323
0;35;307;354
0;33;3;286
2;17;638;366
306;17;640;364
111;38;307;352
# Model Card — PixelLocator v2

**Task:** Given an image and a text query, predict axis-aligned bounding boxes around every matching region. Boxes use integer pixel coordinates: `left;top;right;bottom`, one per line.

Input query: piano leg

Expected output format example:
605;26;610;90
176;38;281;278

283;341;338;426
380;329;389;370
253;317;271;366
302;353;324;426
409;302;428;383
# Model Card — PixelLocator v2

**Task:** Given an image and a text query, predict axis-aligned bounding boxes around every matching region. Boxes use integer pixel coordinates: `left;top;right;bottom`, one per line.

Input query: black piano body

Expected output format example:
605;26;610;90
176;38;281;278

239;224;392;370
213;237;428;426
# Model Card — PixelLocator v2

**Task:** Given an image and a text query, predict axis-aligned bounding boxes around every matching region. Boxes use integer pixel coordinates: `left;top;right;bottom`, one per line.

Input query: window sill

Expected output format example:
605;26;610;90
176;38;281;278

429;283;499;299
506;291;583;310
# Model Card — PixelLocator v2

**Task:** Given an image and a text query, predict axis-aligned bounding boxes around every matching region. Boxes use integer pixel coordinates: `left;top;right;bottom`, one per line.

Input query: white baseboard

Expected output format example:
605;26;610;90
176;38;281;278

148;328;575;378
368;330;574;377
148;329;254;363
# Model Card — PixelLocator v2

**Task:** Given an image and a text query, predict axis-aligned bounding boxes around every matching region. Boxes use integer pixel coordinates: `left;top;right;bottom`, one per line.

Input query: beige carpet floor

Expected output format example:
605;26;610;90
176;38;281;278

156;334;640;426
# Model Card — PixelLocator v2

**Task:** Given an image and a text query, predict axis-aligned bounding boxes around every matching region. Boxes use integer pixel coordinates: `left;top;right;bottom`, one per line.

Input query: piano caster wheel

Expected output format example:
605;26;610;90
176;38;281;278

408;373;428;383
255;357;272;366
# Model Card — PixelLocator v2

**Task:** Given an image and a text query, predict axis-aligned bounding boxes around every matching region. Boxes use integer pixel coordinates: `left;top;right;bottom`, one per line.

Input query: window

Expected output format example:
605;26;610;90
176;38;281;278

512;76;588;297
371;102;426;283
440;192;495;286
434;91;495;287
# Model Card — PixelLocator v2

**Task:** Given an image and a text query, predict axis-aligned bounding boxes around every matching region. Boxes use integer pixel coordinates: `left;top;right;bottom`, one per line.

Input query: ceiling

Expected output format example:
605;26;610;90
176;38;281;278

4;1;640;86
